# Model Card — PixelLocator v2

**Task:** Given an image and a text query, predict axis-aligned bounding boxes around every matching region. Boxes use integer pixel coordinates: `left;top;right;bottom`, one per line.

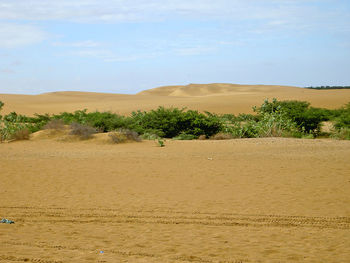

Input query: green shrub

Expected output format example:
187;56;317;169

223;122;256;138
333;103;350;130
255;98;327;134
180;110;223;137
0;105;36;141
173;132;197;140
141;132;161;140
0;121;29;142
128;107;222;138
85;111;127;132
235;113;260;122
330;128;350;140
157;139;165;147
251;110;299;138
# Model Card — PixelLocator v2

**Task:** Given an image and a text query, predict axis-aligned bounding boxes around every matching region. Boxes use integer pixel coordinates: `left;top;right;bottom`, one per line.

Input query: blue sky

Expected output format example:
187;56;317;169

0;0;349;94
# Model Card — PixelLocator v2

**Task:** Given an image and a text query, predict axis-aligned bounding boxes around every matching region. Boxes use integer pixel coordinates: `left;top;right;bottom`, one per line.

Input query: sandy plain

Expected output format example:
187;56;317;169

1;84;350;263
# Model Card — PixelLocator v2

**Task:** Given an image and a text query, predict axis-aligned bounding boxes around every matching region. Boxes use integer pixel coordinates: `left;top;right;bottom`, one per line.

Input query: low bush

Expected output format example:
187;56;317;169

108;132;126;143
254;110;299;138
44;119;65;130
333;103;350;130
69;122;96;139
157;139;165;147
330;128;350;140
13;128;30;140
128;107;223;138
0;122;29;142
109;129;141;143
173;132;197;140
141;132;161;140
210;132;234;140
255;99;327;134
1;99;350;142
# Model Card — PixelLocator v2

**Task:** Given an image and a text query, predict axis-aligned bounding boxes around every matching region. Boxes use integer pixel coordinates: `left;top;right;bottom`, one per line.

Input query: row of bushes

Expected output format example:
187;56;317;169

1;99;350;142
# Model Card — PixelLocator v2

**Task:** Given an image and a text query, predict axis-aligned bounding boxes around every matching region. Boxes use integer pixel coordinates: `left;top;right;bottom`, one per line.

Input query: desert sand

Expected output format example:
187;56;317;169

1;83;350;116
1;84;350;262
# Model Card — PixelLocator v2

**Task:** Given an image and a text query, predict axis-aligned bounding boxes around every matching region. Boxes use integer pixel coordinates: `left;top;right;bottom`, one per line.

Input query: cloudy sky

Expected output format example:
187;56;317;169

0;0;349;94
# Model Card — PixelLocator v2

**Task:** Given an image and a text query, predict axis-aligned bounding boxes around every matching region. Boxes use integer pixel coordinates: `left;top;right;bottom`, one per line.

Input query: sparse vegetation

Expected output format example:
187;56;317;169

157;139;165;147
173;132;197;140
210;132;234;140
306;86;350;90
1;99;350;142
108;129;141;143
43;119;65;130
0;103;35;142
69;122;96;140
141;132;161;140
13;128;30;140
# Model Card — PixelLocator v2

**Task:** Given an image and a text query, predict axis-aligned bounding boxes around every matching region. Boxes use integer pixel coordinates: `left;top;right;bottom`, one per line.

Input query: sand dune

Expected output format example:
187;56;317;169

137;83;301;97
1;83;350;116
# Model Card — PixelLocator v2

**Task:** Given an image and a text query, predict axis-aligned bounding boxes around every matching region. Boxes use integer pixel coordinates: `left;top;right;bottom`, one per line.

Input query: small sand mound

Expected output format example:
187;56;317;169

30;129;70;141
30;129;140;144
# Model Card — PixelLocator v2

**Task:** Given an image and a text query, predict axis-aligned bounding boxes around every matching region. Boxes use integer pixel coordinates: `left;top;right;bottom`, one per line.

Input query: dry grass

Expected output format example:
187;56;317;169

13;128;30;141
69;122;96;140
210;132;234;140
108;129;141;143
43;119;65;130
198;135;207;140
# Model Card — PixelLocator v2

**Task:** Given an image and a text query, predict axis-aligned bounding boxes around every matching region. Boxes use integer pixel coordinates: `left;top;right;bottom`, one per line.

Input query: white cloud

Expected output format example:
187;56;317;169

0;0;348;30
0;23;46;48
72;49;113;59
174;46;216;56
53;40;101;48
70;48;161;62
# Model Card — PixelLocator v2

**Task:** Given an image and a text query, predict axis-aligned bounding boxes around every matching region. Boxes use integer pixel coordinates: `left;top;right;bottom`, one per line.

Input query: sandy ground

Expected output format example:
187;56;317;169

1;84;350;116
1;137;350;263
1;84;350;262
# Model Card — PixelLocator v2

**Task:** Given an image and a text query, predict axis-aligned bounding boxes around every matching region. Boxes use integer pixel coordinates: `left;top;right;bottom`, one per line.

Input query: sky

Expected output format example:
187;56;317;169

0;0;349;94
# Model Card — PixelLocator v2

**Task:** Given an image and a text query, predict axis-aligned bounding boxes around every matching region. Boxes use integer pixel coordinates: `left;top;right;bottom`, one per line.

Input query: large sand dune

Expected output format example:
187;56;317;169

1;83;350;116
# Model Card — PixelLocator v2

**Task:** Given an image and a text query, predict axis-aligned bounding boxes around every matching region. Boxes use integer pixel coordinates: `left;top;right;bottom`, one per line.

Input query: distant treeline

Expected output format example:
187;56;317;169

306;86;350;90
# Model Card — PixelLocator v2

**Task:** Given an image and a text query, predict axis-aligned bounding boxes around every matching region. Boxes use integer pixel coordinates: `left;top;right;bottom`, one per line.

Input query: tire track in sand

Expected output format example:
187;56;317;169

2;241;247;263
1;206;349;229
0;255;63;263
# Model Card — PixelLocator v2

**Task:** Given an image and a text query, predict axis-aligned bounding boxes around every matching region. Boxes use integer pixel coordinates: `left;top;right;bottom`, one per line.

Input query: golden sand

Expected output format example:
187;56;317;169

1;84;350;262
1;138;350;262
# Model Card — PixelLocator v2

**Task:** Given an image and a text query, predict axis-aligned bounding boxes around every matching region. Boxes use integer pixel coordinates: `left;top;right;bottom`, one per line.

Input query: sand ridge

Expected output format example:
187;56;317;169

137;83;302;97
